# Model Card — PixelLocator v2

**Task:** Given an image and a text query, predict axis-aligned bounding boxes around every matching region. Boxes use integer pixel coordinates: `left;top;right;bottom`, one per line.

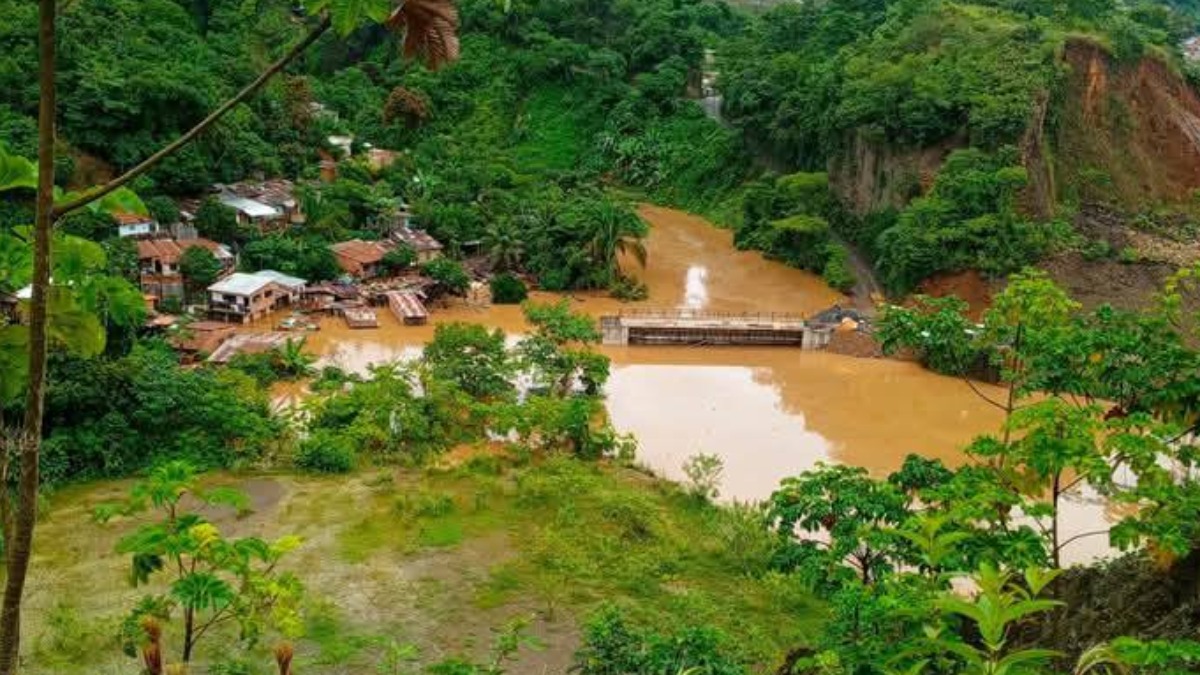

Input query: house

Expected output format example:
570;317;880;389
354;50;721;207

137;238;234;303
366;148;400;172
331;238;396;278
114;212;160;238
207;332;295;363
392;227;443;264
170;320;238;360
1184;36;1200;62
216;179;303;232
328;134;354;158
302;282;361;312
207;270;306;323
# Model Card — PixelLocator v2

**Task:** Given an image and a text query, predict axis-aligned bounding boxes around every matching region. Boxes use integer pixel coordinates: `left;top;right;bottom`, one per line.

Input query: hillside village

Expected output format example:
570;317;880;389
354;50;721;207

112;133;464;361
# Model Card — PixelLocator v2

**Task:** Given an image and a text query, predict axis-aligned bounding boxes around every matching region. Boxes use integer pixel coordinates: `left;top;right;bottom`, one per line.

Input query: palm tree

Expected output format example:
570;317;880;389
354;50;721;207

297;186;352;239
483;219;525;271
585;200;648;283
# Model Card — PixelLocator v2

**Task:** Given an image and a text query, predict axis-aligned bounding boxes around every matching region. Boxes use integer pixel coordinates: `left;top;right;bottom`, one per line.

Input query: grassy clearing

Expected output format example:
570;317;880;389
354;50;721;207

24;454;821;673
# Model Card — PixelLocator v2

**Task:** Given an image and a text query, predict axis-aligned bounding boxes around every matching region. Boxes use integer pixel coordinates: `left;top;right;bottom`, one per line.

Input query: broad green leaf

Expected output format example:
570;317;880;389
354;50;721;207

171;572;235;611
90;187;148;217
46;286;105;357
0;232;32;290
994;648;1061;675
0;145;36;192
0;325;29;405
311;0;392;35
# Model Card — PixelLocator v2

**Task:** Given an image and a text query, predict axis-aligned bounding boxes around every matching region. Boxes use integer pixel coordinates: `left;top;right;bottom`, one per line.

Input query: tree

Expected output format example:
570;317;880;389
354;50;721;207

579;198;647;285
194;197;241;244
423;257;471;295
483;219;524;272
273;338;316;379
516;300;609;396
144;196;180;227
382;245;417;274
179;245;222;300
490;272;528;304
3;1;460;668
422;322;514;400
95;462;303;664
768;463;911;586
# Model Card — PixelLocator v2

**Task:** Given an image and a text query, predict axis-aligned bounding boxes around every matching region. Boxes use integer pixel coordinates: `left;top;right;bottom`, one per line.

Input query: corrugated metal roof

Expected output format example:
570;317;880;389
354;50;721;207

219;194;280;219
255;269;306;289
208;272;274;296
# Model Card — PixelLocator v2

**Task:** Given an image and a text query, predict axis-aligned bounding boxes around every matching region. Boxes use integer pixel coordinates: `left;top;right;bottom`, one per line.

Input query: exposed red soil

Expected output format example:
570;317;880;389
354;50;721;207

917;270;995;319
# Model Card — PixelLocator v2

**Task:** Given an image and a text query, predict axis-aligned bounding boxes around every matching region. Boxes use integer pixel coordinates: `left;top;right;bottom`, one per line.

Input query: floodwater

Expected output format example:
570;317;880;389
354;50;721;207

273;205;1116;564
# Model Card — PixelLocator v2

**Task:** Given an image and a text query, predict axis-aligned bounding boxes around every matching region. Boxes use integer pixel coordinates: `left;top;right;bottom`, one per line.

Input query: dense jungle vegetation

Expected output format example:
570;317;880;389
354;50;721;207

3;0;1200;672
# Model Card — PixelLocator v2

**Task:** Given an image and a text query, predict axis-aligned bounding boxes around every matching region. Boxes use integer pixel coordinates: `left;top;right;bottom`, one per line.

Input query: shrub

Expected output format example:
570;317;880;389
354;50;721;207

490;272;528;304
423;257;471;295
822;242;856;293
876;295;981;375
609;275;648;301
296;430;356;473
573;605;746;675
1080;239;1114;261
381;245;417;274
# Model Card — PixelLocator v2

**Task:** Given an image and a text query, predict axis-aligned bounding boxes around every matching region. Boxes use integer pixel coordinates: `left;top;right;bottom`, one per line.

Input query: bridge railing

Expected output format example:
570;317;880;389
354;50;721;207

616;307;807;323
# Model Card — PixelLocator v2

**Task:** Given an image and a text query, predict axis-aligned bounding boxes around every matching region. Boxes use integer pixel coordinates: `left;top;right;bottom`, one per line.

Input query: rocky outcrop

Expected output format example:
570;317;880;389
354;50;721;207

827;129;963;216
1053;39;1200;208
829;39;1200;217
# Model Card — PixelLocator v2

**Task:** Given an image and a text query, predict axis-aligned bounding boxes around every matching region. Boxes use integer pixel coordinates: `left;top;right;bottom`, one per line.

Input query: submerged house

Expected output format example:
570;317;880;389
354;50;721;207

331;238;396;279
391;227;443;264
207;270;306;323
137;238;234;303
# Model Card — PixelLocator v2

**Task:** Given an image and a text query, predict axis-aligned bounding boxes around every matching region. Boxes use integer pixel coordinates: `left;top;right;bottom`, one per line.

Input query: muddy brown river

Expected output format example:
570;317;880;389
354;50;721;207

274;205;1115;564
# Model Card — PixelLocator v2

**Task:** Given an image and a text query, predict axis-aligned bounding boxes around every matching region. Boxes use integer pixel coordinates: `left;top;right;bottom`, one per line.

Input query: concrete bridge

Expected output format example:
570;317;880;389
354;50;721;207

600;308;835;349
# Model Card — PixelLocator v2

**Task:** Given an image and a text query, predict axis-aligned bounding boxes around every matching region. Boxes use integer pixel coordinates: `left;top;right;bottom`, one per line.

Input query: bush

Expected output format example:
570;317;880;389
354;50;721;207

423;257;471;295
490;272;528;304
822;243;856;293
381;245;417;274
573;605;746;675
876;295;982;375
296;430;356;473
609;275;648;301
1080;239;1114;261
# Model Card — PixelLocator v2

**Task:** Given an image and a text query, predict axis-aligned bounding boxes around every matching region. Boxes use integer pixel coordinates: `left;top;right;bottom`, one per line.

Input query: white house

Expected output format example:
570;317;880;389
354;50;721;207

207;270;306;323
328;135;354;158
114;212;160;238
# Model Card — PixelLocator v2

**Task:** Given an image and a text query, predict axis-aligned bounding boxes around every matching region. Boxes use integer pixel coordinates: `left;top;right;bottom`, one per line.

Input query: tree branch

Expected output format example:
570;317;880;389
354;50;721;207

962;377;1009;411
1055;529;1110;553
52;14;333;218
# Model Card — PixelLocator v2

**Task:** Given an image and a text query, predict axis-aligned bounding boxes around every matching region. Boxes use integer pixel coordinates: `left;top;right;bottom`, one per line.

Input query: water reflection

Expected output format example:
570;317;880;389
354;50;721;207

261;204;1116;564
606;364;832;499
683;266;709;310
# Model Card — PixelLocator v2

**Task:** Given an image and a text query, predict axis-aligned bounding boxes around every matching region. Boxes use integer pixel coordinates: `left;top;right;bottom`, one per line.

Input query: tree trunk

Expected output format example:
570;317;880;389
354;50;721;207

1051;472;1061;568
0;0;56;671
0;15;333;671
182;607;194;663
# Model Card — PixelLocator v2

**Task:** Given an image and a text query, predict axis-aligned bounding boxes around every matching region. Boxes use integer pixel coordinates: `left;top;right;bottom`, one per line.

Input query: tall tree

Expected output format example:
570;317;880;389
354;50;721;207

0;2;460;670
0;2;57;669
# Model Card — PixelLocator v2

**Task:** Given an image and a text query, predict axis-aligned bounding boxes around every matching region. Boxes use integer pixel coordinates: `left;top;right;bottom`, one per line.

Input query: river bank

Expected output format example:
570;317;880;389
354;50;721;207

269;205;1117;565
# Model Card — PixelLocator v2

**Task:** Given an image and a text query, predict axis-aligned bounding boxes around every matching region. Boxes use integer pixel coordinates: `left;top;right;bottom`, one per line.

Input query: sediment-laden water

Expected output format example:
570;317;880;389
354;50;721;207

276;205;1115;564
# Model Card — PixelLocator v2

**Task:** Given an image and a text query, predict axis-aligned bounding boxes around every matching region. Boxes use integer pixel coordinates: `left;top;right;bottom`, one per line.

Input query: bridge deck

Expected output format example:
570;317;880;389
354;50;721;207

602;309;828;348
